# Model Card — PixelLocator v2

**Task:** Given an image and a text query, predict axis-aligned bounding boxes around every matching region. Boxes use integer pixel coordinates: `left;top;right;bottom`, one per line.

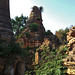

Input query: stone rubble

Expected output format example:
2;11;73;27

63;26;75;75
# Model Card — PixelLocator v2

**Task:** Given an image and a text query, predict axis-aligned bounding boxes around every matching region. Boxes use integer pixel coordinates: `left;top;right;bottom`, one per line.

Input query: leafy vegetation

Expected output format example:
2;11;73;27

11;14;28;36
22;31;30;38
44;30;53;36
55;27;69;45
34;45;68;75
24;45;68;75
0;40;27;58
36;17;41;20
29;23;38;32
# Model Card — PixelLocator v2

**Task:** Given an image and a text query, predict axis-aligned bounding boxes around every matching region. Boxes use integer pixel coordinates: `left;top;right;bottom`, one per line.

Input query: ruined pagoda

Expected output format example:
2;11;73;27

0;0;13;41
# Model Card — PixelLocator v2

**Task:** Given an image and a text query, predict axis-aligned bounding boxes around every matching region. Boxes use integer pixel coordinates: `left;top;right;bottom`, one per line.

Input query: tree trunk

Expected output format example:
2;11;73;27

15;24;20;36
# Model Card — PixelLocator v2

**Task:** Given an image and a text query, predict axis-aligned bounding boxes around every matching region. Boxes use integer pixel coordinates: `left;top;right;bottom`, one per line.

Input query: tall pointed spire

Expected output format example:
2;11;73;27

23;6;45;47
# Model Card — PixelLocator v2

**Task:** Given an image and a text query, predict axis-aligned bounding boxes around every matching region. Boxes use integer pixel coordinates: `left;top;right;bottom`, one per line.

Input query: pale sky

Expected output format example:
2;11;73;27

10;0;75;34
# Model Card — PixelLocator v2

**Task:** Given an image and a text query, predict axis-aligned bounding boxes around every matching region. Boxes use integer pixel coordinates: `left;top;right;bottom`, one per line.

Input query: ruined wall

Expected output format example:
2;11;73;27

0;55;25;75
34;38;52;64
63;26;75;75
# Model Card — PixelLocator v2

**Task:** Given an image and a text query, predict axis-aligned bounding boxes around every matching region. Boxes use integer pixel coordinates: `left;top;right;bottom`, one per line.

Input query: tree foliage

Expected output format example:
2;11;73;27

29;23;38;32
35;46;68;75
44;30;53;36
11;14;28;36
55;27;69;45
0;40;22;57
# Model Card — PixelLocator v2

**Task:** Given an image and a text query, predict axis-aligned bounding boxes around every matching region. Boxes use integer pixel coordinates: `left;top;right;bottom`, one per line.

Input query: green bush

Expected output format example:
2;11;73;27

25;31;30;38
35;46;68;75
36;17;41;20
0;40;25;58
44;30;52;36
30;23;38;32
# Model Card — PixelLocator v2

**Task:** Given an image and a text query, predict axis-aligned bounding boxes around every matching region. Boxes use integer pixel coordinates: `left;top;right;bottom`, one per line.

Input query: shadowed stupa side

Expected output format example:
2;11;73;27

0;0;13;41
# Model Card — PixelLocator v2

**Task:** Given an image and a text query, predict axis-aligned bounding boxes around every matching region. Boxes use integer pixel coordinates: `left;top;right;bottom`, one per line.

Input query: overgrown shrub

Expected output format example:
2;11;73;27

36;17;41;20
44;30;53;36
34;45;68;75
0;40;25;58
29;23;38;32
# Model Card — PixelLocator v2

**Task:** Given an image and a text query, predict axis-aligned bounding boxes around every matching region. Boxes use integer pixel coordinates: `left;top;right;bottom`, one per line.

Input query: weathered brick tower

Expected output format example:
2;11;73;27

18;6;45;48
0;0;13;41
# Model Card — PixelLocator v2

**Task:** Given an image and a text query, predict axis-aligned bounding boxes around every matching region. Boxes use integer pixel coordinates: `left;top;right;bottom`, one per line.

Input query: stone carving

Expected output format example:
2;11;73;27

63;26;75;75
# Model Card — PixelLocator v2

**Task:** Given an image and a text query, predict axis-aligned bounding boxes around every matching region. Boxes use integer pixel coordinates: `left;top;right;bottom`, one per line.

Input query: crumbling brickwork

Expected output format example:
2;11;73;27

63;26;75;75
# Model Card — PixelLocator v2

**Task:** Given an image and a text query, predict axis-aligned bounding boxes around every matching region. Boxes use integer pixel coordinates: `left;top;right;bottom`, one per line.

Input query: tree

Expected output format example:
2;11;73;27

11;14;28;36
55;27;69;45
